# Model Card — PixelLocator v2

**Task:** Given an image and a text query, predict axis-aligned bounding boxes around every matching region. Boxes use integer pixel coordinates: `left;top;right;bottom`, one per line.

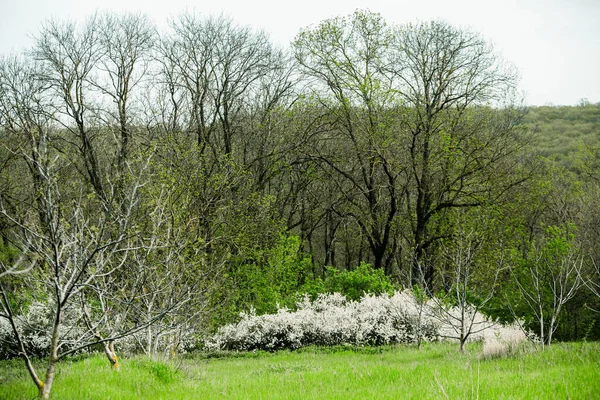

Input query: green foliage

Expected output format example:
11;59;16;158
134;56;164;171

0;237;19;265
303;262;394;301
553;289;600;341
218;256;395;327
542;224;575;260
218;234;313;322
522;104;600;170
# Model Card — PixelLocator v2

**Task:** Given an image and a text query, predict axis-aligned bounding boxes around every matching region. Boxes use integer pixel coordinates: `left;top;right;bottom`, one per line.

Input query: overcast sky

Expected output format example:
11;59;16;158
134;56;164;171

1;0;598;106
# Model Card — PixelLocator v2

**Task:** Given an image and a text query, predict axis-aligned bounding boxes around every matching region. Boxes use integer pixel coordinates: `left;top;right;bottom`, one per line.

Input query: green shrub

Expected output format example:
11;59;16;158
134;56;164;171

303;262;394;301
216;234;313;324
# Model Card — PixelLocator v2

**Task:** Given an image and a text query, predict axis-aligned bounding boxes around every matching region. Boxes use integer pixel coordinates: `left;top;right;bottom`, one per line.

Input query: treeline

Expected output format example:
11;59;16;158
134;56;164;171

0;9;599;398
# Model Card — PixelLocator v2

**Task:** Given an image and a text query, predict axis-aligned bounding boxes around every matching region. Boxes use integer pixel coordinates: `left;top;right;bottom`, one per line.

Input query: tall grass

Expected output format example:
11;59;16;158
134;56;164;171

1;342;598;399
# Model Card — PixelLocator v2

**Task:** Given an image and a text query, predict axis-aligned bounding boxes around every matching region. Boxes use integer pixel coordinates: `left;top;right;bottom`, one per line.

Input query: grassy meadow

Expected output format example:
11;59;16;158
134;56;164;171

0;342;599;399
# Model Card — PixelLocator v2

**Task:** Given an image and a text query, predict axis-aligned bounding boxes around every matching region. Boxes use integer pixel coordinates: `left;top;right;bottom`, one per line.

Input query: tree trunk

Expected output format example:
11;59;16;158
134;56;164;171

39;299;63;399
104;341;120;370
547;314;557;348
40;359;56;399
146;324;153;356
459;310;466;352
539;309;545;350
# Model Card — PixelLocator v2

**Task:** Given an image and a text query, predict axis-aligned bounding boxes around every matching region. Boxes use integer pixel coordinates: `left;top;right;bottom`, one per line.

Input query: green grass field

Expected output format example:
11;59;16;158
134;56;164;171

1;342;599;399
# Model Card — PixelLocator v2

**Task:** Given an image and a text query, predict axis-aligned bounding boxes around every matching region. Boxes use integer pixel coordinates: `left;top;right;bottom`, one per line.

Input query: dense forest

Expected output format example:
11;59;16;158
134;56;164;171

0;9;599;397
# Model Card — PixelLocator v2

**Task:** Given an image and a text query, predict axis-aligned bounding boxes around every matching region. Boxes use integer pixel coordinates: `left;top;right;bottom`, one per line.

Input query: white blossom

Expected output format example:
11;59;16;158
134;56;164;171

206;290;530;351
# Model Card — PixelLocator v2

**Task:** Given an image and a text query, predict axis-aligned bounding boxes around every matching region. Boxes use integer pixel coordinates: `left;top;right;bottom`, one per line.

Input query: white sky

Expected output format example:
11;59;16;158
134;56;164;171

1;0;599;106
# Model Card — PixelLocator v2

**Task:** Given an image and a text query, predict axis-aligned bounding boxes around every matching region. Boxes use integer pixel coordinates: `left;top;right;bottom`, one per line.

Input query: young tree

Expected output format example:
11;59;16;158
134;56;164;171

432;211;505;351
0;142;152;398
510;226;584;348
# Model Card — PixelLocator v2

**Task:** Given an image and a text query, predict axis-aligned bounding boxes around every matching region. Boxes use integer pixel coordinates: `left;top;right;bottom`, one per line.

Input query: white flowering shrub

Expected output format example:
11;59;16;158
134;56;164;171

207;291;432;351
1;292;534;357
481;323;534;359
205;290;534;352
0;316;13;358
0;300;199;360
0;301;86;359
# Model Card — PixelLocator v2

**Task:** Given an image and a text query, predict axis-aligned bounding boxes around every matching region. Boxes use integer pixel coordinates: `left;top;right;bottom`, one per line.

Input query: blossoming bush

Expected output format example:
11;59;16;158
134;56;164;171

205;290;530;352
1;293;531;358
480;323;536;359
0;301;86;359
0;303;202;360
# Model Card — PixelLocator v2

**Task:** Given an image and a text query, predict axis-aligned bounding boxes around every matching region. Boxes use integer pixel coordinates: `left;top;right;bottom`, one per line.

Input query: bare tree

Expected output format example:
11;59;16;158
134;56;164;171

431;213;505;351
0;139;154;398
127;188;222;358
90;12;156;177
79;177;225;360
159;13;217;149
161;13;281;156
510;227;585;348
0;56;55;228
31;16;106;199
399;262;431;350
